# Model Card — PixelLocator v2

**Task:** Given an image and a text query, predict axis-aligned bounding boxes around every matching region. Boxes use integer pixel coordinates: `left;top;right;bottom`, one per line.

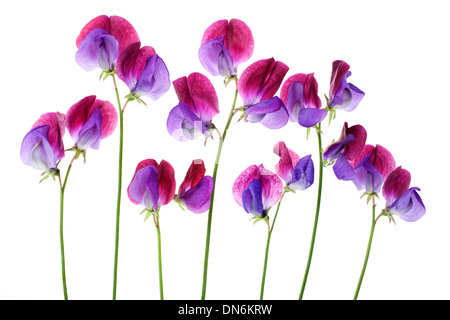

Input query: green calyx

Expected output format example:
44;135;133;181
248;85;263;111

39;168;60;184
250;215;269;226
172;196;187;212
361;192;379;204
99;69;116;81
124;93;147;106
66;146;86;163
139;207;160;222
224;75;237;87
380;208;397;225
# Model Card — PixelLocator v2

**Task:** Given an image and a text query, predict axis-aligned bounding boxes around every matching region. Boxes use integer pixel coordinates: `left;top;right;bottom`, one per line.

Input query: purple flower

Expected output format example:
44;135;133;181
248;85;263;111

75;15;140;72
127;159;176;213
232;164;283;218
199;19;254;77
238;58;290;129
273;141;314;191
116;42;170;102
20;112;66;172
323;122;367;180
167;73;219;141
382;166;425;222
65;96;117;151
176;160;214;213
328;60;365;111
350;144;396;195
280;73;327;128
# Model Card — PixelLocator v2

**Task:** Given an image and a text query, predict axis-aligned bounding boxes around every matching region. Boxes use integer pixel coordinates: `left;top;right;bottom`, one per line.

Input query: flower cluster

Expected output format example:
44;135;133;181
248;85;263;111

20;14;426;301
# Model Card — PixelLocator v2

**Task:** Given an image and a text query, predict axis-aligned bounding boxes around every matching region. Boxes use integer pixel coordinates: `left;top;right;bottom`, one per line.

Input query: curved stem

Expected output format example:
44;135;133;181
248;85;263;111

299;122;323;300
260;190;286;300
112;74;124;300
59;155;76;300
354;201;377;300
201;79;239;300
153;213;164;300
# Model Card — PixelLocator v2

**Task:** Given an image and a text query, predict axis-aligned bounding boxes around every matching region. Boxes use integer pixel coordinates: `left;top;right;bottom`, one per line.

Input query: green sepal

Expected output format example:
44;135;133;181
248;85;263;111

99;69;116;81
172;196;187;212
380;208;397;225
283;185;296;193
224;75;237;87
360;192;379;204
250;215;269;225
306;127;311;141
39;168;60;184
323;160;335;168
124;93;147;106
139;208;159;222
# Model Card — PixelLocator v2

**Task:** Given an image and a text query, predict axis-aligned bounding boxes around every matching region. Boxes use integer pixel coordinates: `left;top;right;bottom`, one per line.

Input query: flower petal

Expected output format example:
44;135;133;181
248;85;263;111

238;58;289;106
371;144;396;181
329;60;350;99
174;73;219;122
342;124;367;160
32;112;65;162
178;159;207;196
232;164;259;207
259;165;283;210
157;160;176;206
390;187;426;222
382;166;411;207
290;154;314;191
75;108;102;150
20;125;56;171
273;141;300;184
198;37;235;77
180;176;214;214
242;179;264;217
226;19;254;65
166;103;207;141
127;164;159;210
116;42;156;91
134;54;171;100
298;108;327;128
333;153;356;181
245;97;289;129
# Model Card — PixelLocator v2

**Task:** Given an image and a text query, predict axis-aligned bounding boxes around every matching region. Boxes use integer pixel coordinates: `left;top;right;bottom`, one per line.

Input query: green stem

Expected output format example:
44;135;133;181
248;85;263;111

354;201;377;300
112;75;124;300
299;122;323;300
154;213;164;300
260;190;286;300
59;155;76;300
201;79;239;300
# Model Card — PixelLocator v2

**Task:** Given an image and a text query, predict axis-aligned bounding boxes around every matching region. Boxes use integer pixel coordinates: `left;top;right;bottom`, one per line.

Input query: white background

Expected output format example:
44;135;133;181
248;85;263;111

0;0;448;300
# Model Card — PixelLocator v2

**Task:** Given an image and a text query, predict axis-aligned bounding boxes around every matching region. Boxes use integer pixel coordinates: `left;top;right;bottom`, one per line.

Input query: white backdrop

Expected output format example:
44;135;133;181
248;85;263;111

0;0;448;300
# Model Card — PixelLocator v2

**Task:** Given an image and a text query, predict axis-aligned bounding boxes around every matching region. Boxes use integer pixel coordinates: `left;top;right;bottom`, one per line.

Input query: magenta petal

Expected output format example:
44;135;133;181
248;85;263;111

157;160;176;206
259;165;283;209
238;58;289;106
178;159;206;196
174;73;219;122
329;60;350;98
343;124;367;160
371;145;396;181
226;19;254;65
201;19;228;44
382;166;411;207
232;165;259;207
116;42;156;91
273;141;300;184
349;144;374;168
76;15;139;54
180;176;214;214
91;99;117;139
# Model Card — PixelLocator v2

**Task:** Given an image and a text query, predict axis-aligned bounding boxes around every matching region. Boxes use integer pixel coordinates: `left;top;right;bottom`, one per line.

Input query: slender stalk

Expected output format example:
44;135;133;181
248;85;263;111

354;200;377;300
59;155;76;300
153;214;164;300
112;74;124;300
201;79;239;300
299;122;324;299
260;190;287;300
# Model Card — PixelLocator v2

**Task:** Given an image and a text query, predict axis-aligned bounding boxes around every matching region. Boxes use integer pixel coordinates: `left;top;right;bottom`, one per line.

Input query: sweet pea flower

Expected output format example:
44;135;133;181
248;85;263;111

238;58;290;129
127;159;176;214
350;144;396;196
382;166;426;222
116;42;170;103
76;15;140;72
323;122;367;180
328;60;365;111
175;160;214;213
199;19;254;78
280;73;327;128
273;141;314;191
232;164;283;218
167;73;219;141
65;95;117;152
20;112;66;172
